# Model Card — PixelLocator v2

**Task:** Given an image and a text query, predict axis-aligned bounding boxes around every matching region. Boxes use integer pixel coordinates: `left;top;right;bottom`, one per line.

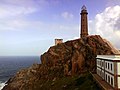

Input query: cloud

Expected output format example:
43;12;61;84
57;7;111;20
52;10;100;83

0;19;46;31
0;0;38;31
0;0;59;31
0;0;55;11
106;0;120;6
61;12;74;19
0;0;37;7
1;20;29;31
89;5;120;49
0;5;37;19
0;0;57;19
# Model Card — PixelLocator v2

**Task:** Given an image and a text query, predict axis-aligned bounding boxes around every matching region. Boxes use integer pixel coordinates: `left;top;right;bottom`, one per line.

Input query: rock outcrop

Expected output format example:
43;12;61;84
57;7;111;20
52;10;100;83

3;35;120;90
41;35;120;75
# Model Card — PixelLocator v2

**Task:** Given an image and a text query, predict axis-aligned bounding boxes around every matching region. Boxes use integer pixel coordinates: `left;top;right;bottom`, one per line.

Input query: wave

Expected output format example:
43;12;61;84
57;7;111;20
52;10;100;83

0;81;7;90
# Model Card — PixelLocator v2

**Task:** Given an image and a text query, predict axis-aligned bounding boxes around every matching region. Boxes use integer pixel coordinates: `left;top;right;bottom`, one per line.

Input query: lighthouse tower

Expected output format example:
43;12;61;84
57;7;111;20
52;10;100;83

80;5;89;38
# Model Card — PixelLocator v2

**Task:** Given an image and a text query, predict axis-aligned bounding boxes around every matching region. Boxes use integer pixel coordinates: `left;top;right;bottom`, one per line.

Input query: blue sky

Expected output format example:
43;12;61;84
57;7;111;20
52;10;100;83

0;0;120;56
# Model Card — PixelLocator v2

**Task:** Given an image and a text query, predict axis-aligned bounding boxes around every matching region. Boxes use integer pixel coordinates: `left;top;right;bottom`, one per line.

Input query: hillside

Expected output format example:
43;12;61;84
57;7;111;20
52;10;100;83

3;35;120;90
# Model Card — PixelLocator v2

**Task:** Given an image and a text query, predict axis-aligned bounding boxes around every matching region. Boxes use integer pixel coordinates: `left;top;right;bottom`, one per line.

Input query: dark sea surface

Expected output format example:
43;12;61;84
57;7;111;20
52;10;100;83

0;56;40;89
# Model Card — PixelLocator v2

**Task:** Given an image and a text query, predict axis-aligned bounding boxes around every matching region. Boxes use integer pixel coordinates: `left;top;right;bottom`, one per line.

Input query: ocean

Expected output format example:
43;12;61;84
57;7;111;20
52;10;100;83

0;56;40;90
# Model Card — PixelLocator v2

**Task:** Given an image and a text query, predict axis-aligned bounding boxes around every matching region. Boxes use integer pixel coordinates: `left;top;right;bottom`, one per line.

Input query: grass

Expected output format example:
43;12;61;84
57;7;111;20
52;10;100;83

32;72;101;90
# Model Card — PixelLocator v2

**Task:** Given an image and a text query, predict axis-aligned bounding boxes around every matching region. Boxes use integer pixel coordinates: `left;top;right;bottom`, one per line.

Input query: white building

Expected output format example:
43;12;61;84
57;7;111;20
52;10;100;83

96;55;120;90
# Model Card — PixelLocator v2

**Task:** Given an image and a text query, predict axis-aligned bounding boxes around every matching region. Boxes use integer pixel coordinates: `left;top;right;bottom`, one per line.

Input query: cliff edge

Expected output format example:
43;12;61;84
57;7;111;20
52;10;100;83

41;35;119;75
3;35;120;90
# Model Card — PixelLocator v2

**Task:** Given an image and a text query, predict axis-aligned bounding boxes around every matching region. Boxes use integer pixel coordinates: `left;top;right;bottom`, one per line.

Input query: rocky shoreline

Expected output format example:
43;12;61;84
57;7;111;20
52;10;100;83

3;35;120;90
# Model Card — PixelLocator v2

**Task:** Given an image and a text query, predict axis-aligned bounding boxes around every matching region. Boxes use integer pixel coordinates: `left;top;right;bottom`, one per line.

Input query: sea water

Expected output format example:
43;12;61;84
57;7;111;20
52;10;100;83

0;56;40;90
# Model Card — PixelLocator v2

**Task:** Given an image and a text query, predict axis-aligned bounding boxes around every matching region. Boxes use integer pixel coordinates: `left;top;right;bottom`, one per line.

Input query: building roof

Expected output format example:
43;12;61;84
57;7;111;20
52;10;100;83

96;55;120;61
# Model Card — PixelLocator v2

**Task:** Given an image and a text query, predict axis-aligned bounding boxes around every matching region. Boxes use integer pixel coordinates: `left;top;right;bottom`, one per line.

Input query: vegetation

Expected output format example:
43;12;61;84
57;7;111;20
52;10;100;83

32;72;101;90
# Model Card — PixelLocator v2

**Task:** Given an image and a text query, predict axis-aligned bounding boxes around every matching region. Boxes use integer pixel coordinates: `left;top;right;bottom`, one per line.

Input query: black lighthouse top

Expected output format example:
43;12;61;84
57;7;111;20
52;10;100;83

81;5;88;14
81;5;87;10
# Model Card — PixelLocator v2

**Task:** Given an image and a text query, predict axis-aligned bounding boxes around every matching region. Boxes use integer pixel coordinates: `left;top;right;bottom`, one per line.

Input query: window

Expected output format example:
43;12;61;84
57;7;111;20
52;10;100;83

106;74;107;81
111;77;113;86
108;75;110;83
106;62;107;68
102;62;104;67
111;63;112;71
100;61;102;66
108;63;109;69
102;72;104;78
99;70;101;76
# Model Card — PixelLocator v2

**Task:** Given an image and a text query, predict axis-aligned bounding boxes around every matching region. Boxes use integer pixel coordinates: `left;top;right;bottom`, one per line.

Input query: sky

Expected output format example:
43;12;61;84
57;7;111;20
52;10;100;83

0;0;120;56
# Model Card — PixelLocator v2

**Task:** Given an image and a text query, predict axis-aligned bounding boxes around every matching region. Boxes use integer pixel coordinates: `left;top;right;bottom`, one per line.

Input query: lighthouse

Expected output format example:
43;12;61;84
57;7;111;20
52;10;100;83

80;5;89;38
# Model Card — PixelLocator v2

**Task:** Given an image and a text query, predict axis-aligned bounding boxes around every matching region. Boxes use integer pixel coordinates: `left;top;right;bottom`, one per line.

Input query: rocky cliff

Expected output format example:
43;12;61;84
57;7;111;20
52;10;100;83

3;35;120;90
41;35;119;75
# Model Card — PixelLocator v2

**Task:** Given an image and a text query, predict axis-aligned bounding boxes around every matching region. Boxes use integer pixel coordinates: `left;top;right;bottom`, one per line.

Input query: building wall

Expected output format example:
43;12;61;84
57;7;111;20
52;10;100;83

96;59;115;87
117;63;120;88
97;59;105;80
117;63;120;75
96;55;120;89
105;72;114;87
118;77;120;88
97;67;101;76
105;61;114;74
97;59;105;69
97;59;101;77
97;59;114;74
97;59;101;68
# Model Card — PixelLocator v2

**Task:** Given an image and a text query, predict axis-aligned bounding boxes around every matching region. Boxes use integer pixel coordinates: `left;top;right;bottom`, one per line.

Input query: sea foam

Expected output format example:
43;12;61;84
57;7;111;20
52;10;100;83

0;81;6;90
